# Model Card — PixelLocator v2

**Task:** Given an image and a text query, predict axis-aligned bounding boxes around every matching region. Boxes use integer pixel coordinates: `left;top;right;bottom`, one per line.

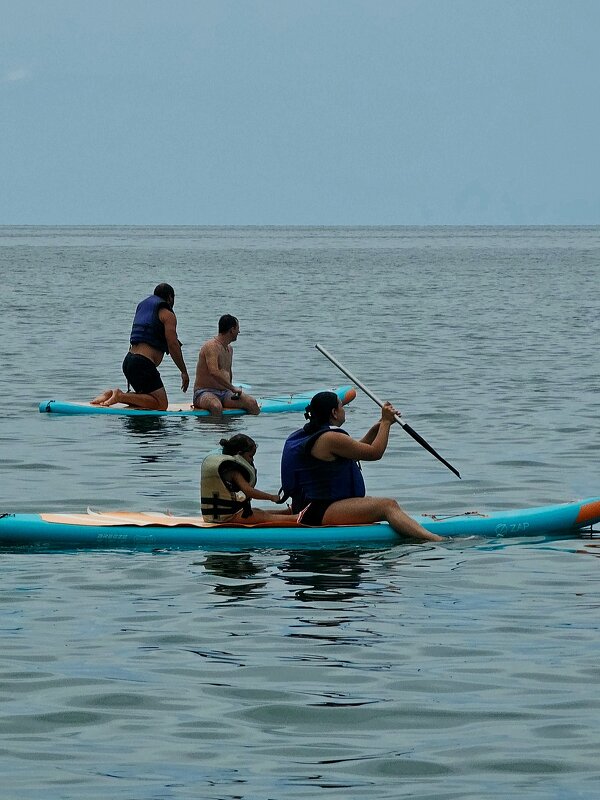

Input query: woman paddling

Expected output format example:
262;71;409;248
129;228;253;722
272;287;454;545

201;434;296;524
280;391;442;542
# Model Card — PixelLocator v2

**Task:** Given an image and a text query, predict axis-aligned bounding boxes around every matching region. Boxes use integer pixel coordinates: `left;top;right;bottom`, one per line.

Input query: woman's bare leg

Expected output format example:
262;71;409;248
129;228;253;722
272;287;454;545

321;496;442;542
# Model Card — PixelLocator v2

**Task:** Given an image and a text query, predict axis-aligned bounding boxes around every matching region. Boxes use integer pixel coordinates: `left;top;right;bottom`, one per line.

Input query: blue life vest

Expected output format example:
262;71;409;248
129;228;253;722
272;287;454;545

130;294;170;353
280;425;366;513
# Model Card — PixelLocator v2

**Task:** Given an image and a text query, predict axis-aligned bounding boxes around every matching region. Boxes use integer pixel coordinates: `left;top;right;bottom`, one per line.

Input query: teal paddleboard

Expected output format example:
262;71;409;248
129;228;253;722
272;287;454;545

39;386;356;417
1;498;598;550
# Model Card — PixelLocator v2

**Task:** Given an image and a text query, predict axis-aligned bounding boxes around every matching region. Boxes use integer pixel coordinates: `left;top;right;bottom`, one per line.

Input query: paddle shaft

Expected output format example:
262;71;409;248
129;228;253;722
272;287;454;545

315;343;461;479
316;344;403;424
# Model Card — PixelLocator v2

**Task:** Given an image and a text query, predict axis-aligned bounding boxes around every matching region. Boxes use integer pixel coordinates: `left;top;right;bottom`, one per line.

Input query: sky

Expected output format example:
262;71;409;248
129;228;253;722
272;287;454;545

2;0;599;225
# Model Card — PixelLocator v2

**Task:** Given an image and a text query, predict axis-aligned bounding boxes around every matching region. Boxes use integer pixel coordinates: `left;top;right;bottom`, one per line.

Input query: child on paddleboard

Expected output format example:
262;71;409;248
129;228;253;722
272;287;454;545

201;434;296;524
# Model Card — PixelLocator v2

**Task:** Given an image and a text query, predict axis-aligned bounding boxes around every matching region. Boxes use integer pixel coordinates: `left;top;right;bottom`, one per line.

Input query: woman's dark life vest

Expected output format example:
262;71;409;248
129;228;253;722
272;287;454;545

280;425;366;513
130;294;170;354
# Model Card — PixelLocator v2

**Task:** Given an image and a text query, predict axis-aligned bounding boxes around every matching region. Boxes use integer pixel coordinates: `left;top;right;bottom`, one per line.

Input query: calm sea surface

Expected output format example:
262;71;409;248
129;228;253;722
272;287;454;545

1;226;600;798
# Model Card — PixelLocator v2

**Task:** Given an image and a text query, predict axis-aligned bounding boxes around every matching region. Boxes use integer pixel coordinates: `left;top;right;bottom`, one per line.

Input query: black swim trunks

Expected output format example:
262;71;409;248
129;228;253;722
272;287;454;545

298;499;335;526
122;352;164;394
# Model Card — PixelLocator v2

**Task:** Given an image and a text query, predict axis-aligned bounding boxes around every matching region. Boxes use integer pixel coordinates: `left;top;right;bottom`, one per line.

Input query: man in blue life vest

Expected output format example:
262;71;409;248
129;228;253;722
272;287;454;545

280;390;442;542
91;283;189;410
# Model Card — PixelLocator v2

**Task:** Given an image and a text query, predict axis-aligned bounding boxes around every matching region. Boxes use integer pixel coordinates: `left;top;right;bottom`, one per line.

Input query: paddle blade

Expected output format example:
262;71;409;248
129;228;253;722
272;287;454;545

402;422;461;479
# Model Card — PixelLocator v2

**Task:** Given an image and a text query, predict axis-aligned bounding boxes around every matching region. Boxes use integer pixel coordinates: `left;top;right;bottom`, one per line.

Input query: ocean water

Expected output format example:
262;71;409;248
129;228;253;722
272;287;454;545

1;225;600;798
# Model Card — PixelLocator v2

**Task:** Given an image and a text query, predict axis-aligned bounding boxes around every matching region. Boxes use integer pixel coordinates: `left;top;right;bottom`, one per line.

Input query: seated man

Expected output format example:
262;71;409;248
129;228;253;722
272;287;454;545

280;391;442;543
193;315;259;416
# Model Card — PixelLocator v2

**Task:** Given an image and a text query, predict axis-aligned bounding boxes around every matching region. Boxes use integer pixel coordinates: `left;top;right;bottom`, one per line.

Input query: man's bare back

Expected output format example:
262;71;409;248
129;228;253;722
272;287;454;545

192;316;260;415
194;338;233;392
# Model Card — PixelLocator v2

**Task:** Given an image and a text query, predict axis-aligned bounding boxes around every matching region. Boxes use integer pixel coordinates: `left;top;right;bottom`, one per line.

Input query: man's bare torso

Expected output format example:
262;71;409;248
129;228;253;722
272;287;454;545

194;338;233;390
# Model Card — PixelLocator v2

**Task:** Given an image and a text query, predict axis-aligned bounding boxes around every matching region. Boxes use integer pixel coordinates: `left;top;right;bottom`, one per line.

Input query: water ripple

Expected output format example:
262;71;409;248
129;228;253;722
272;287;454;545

2;227;600;798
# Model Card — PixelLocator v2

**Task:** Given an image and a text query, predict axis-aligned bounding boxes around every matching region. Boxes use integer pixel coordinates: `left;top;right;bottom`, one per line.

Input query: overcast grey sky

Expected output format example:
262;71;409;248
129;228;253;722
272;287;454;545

2;0;599;225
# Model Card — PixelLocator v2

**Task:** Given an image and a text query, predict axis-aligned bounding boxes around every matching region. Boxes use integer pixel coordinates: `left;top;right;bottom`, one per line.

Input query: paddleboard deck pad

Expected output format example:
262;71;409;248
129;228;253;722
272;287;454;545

1;498;599;550
39;386;356;417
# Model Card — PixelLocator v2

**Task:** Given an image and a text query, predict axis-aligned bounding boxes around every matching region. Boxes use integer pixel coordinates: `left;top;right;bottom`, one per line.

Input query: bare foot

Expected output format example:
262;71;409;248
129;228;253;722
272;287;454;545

100;388;122;407
91;389;112;405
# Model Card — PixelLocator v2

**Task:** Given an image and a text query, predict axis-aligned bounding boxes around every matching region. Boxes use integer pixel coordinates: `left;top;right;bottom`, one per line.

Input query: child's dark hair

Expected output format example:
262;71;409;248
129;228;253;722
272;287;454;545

303;391;339;432
219;433;256;456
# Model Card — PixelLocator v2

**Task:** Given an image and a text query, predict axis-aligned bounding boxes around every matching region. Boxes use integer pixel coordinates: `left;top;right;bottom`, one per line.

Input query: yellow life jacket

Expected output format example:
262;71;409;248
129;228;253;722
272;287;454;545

200;453;257;521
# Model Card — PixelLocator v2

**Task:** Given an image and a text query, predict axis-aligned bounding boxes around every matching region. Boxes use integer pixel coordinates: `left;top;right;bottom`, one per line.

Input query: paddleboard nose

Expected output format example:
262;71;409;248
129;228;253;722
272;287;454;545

341;388;357;406
575;499;600;527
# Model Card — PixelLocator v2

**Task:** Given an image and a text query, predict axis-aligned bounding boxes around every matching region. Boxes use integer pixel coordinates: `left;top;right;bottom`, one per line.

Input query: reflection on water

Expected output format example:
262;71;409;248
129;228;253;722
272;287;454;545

121;415;169;437
203;552;267;599
121;415;178;467
204;552;265;579
280;549;366;602
122;412;249;438
574;540;600;558
200;550;368;603
3;226;600;798
193;414;251;435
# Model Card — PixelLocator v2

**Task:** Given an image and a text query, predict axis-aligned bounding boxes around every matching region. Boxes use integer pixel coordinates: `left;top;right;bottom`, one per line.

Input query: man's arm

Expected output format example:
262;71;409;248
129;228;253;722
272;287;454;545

160;309;189;392
203;342;240;393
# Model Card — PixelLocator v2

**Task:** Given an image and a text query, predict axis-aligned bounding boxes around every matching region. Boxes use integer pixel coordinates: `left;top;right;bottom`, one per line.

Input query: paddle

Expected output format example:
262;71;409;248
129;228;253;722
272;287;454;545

315;343;461;479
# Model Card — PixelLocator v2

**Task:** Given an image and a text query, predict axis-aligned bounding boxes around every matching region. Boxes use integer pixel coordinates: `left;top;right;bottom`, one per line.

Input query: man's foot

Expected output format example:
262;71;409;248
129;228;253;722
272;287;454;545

100;388;122;407
91;389;112;405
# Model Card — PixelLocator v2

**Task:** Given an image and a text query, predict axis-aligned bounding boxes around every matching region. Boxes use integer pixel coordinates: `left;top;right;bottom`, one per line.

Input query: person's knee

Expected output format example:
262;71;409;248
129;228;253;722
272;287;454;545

237;393;259;415
194;396;221;413
379;497;400;514
152;390;168;411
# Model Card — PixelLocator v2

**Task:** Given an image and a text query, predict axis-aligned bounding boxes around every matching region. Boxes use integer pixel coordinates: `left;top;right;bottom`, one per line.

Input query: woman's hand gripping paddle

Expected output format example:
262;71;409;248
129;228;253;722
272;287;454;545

315;343;461;479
